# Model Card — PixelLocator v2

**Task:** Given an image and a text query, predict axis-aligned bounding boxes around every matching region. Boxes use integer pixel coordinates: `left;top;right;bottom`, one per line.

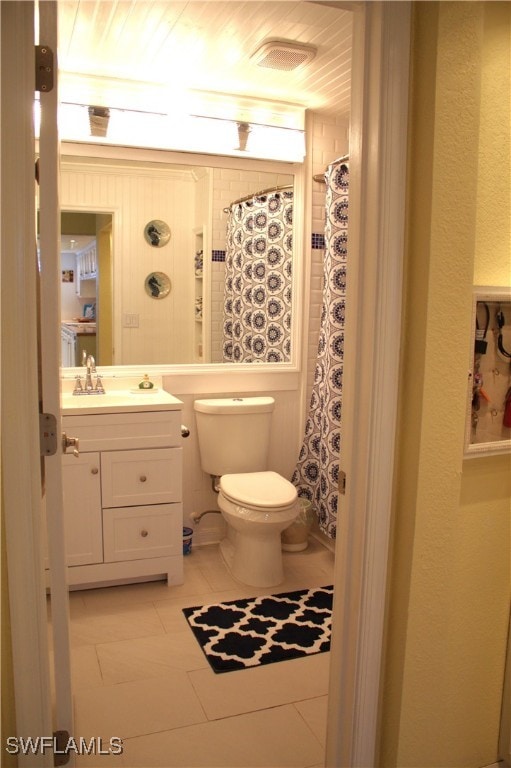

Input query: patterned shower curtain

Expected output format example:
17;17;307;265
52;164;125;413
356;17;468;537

222;189;293;363
292;159;349;539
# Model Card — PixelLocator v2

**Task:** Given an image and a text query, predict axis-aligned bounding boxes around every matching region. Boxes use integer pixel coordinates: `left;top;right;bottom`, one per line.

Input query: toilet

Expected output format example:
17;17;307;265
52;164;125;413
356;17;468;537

194;397;299;587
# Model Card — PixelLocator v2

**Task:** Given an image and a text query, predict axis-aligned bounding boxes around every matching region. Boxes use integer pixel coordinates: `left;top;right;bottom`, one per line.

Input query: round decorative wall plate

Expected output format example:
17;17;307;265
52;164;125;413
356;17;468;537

144;219;171;247
144;271;171;299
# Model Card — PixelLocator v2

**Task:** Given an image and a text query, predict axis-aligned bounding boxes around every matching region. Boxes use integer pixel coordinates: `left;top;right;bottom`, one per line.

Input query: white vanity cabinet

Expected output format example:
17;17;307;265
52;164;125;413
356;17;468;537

60;403;184;589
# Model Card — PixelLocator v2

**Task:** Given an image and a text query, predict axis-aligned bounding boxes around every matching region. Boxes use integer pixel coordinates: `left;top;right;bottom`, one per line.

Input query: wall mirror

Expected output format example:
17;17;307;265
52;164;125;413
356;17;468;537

464;286;511;457
59;148;300;372
61;150;303;368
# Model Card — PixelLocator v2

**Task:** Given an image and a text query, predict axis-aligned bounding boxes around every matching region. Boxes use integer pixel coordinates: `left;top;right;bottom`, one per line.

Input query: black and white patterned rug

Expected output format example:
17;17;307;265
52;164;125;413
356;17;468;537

182;585;333;673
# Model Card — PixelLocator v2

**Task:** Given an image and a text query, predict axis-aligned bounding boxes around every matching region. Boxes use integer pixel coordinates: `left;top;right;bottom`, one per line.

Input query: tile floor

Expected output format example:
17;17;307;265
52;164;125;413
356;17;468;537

56;537;335;768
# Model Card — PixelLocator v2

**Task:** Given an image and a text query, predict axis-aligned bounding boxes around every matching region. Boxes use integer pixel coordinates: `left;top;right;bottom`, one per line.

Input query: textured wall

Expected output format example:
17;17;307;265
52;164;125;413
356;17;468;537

381;3;511;767
474;2;511;287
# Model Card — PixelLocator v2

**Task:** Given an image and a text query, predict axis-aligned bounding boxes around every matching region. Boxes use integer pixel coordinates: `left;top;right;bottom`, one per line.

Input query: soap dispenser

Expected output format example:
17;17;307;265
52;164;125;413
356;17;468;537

138;374;154;390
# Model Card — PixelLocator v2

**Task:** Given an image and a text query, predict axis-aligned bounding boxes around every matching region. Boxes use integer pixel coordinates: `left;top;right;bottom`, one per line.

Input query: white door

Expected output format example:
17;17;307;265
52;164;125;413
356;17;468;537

37;0;75;746
1;1;73;763
1;4;55;763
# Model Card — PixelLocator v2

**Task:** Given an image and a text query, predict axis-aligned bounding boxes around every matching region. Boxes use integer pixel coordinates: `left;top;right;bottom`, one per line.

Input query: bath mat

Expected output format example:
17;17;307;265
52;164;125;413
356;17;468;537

182;585;333;673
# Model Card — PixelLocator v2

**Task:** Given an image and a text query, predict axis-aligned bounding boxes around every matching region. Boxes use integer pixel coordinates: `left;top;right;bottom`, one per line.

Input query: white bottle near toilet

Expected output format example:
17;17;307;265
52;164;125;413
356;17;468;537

194;397;299;587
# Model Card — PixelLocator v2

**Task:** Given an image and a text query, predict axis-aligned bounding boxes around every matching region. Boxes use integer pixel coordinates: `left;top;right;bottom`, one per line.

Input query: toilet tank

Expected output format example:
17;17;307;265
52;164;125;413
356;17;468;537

194;397;274;475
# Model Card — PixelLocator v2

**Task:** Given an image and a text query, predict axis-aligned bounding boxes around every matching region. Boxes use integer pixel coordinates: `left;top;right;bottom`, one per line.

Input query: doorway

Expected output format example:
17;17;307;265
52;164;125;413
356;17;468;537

3;4;412;766
60;211;113;367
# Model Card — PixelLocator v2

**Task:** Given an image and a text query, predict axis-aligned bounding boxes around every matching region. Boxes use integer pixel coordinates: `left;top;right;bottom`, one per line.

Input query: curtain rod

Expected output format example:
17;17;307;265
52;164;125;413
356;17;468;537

223;183;293;212
313;153;349;184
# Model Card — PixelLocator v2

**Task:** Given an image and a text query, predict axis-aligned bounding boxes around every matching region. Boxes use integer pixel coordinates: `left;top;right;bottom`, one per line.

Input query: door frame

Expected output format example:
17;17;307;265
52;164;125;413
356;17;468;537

325;2;411;765
2;3;412;767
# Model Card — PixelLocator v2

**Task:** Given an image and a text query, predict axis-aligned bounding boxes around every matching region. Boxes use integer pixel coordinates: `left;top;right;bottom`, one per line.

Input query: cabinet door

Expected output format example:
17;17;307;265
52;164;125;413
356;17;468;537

101;448;182;508
62;452;103;566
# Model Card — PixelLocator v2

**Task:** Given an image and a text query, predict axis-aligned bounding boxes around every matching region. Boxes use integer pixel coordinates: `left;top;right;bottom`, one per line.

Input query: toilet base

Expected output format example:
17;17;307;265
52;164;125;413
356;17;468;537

220;529;284;588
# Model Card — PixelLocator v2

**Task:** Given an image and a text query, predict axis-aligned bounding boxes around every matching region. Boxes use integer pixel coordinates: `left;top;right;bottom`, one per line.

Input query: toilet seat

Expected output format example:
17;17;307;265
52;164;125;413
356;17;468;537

220;471;297;510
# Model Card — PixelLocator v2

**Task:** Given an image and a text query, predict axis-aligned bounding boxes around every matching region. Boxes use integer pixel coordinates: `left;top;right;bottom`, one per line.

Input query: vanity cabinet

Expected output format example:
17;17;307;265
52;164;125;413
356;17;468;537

60;407;184;589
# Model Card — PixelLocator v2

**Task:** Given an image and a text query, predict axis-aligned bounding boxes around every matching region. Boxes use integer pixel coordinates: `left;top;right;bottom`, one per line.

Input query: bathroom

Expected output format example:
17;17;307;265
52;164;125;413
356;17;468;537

48;2;349;764
4;3;511;768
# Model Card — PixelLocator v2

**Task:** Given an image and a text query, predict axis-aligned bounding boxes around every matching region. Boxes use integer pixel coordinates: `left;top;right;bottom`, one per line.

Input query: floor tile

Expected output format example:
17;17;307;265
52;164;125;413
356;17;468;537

73;673;207;741
70;645;104;691
69;603;165;647
120;704;324;767
188;652;330;720
64;537;335;768
96;631;208;684
294;695;329;746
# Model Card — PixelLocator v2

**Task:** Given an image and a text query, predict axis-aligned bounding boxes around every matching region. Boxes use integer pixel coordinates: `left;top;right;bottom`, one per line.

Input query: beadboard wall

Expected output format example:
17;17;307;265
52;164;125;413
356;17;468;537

61;160;198;365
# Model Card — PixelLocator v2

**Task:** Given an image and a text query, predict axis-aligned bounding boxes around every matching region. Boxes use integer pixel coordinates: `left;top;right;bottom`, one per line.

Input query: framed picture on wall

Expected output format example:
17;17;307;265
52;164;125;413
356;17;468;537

464;286;511;458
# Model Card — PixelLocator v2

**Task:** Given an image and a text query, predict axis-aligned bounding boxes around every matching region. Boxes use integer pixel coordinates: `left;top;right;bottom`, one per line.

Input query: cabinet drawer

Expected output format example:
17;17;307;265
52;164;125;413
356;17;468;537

101;448;182;508
103;504;182;562
62;410;182;451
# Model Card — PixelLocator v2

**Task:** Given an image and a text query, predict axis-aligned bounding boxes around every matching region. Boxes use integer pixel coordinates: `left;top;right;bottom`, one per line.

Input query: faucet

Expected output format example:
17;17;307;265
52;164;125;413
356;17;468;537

85;354;96;391
73;353;105;395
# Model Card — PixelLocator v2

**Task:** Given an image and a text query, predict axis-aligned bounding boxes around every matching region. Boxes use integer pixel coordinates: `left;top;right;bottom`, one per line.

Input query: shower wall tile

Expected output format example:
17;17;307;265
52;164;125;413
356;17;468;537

210;261;225;363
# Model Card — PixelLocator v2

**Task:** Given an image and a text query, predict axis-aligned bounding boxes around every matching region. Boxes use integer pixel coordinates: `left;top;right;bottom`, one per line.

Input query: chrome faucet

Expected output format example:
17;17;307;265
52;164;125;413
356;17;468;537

72;353;105;395
85;354;96;390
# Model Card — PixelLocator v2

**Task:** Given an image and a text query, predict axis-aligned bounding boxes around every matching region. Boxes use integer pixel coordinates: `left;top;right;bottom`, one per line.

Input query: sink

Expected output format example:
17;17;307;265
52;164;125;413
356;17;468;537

61;389;182;415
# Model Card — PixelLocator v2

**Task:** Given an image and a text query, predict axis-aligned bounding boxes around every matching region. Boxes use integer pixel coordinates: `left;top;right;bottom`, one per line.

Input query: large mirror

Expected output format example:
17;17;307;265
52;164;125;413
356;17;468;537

59;151;298;369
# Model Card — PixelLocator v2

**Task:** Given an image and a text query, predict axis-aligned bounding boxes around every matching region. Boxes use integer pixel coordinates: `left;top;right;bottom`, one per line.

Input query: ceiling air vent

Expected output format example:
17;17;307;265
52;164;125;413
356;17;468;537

251;39;317;71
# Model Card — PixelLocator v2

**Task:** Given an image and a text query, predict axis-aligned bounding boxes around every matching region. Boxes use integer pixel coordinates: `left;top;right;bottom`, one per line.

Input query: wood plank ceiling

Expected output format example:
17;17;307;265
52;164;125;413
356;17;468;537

56;1;352;120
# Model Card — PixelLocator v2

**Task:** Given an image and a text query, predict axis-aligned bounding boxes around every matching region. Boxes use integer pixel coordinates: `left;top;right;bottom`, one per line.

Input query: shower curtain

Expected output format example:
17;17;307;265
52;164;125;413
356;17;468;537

292;159;349;539
222;189;293;363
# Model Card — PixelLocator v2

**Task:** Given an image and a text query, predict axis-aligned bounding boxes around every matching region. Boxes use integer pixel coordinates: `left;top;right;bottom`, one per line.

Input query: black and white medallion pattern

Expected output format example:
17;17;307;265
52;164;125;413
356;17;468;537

182;585;333;673
222;189;293;363
292;160;349;540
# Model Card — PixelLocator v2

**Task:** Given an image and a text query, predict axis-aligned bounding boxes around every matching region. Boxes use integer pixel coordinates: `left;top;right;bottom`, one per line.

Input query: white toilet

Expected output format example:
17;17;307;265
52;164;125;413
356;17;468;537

194;397;299;587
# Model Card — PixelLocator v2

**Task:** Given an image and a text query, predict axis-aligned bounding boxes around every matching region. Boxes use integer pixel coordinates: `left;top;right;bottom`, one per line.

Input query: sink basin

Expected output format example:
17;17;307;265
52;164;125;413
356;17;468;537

61;389;182;415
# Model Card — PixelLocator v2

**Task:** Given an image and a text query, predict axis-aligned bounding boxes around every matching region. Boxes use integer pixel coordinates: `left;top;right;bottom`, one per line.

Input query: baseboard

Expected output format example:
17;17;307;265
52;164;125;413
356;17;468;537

310;528;336;553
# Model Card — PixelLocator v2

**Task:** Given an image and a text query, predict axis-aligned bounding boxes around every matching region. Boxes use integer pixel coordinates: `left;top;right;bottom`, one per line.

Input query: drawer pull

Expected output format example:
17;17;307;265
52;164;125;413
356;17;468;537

139;474;147;482
140;529;149;538
91;467;99;475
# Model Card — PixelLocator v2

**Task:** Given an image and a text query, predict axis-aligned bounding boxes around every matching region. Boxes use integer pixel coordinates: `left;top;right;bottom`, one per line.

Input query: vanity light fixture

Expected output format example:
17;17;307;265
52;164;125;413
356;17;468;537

88;105;110;137
236;122;251;151
37;99;305;162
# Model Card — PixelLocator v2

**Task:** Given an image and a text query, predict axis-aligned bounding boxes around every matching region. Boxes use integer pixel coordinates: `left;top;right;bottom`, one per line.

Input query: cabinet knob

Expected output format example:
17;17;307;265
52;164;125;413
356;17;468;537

139;475;147;483
91;467;99;475
140;529;149;538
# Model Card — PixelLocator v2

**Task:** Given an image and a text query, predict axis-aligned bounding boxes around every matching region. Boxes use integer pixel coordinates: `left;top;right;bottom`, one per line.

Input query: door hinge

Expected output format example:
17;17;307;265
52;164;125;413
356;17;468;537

39;412;58;456
339;470;347;495
35;45;54;92
53;730;70;766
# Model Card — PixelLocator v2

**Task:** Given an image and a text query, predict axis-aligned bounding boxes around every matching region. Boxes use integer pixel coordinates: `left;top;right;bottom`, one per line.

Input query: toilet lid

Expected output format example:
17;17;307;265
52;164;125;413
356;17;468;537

220;471;298;509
